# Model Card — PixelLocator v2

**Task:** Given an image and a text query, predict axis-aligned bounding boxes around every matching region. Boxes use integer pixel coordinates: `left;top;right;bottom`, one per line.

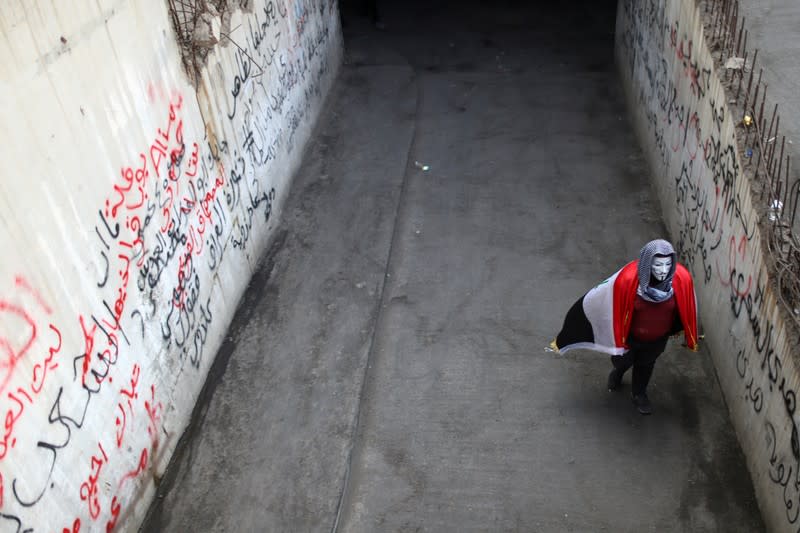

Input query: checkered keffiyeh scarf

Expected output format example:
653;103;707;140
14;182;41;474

637;239;677;302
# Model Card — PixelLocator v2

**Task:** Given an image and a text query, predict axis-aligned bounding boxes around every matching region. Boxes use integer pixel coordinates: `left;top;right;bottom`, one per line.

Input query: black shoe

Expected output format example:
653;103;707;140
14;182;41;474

607;369;622;391
632;393;652;415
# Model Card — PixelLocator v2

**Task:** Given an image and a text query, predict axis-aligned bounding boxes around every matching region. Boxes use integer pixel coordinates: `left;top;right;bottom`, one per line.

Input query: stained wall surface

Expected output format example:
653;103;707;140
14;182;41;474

0;0;341;530
616;0;799;530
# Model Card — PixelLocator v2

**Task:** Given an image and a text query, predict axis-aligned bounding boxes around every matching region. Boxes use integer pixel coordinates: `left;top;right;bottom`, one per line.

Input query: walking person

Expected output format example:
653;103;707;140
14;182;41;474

550;239;699;414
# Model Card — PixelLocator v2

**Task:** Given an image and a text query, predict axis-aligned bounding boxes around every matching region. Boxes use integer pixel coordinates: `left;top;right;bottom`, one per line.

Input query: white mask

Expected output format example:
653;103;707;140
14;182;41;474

651;256;673;282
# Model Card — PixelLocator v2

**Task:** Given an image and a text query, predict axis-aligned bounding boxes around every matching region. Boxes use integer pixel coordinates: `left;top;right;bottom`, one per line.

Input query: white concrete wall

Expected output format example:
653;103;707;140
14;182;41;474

0;0;341;530
616;0;800;531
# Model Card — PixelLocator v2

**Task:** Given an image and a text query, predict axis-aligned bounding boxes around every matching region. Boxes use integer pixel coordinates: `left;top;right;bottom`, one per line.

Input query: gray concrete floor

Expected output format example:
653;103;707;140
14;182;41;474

142;1;765;531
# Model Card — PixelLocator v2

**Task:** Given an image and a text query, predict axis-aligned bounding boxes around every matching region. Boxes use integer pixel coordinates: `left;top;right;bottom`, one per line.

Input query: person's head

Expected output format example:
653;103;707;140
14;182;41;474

638;239;676;291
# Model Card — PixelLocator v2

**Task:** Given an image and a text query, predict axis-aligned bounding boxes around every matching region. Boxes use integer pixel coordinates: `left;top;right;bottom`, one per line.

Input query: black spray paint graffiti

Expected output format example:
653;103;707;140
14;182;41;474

222;6;332;253
765;420;800;527
619;0;800;528
674;159;715;283
2;1;338;528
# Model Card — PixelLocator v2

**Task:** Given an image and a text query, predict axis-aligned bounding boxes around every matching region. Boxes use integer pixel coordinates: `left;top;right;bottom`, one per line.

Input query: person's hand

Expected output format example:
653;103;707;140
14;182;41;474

680;334;704;350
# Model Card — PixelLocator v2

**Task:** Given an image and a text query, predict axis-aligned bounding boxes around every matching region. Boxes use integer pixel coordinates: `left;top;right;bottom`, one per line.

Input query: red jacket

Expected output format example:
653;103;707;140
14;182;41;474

613;261;698;351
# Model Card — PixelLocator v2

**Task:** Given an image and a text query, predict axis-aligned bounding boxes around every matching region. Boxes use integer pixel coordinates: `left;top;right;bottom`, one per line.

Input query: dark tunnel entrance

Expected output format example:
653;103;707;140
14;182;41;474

337;0;621;76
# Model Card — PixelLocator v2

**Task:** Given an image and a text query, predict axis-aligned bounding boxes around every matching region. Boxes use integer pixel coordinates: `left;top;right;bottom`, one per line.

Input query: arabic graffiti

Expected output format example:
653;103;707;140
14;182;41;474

618;0;800;528
0;0;339;529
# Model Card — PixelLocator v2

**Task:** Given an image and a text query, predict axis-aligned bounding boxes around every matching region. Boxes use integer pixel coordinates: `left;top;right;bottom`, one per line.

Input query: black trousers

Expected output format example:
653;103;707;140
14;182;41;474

611;336;669;395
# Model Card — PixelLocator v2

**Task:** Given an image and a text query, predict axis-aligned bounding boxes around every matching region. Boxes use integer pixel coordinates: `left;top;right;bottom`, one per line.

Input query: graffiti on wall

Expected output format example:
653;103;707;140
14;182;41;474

0;0;335;530
619;0;800;527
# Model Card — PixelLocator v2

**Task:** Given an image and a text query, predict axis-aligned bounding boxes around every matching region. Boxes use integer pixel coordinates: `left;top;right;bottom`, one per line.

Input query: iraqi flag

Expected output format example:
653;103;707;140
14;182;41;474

551;261;699;355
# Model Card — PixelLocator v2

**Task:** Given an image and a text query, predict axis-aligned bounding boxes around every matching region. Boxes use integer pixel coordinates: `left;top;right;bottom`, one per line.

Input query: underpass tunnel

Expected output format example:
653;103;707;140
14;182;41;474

143;0;768;531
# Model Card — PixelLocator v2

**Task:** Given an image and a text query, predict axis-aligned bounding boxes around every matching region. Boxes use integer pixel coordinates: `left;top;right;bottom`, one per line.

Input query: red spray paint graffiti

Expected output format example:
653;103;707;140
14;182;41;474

0;278;63;462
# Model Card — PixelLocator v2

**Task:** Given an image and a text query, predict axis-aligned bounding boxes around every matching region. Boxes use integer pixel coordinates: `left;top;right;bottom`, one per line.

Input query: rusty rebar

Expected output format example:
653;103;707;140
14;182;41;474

779;137;787;193
767;104;779;146
717;0;730;42
729;2;739;55
724;4;732;49
781;155;789;226
751;71;762;122
768;135;777;177
773;115;781;160
742;29;748;60
742;60;755;114
712;0;720;40
750;48;759;81
789;159;799;228
724;12;736;76
744;49;758;110
736;50;748;100
768;116;780;174
720;0;729;43
736;17;745;56
766;144;781;196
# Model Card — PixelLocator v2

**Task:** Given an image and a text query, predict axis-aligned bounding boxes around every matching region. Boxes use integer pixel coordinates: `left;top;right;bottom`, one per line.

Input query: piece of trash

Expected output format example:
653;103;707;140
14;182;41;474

745;147;753;158
767;137;776;144
768;199;783;221
725;57;745;70
414;161;430;171
743;115;753;127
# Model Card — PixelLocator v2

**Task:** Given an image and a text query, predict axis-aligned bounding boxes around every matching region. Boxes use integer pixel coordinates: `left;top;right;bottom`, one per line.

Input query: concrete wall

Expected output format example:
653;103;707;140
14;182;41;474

616;0;800;531
0;0;341;530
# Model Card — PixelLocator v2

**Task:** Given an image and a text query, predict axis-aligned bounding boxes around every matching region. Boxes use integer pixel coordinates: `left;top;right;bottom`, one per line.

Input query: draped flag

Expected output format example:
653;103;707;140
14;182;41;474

550;261;698;355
